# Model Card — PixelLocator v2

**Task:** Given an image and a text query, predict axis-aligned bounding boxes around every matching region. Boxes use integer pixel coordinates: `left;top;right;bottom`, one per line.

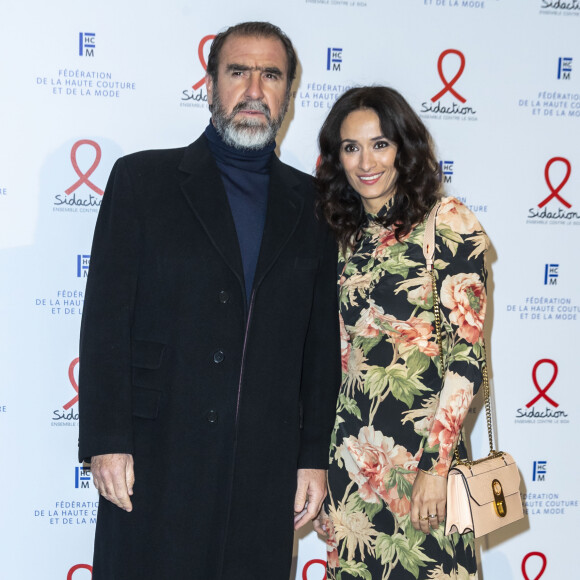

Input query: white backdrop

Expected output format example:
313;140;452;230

0;1;578;579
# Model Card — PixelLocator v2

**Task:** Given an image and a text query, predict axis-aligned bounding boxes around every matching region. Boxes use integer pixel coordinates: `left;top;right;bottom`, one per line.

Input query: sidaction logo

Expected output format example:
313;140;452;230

54;140;104;212
52;358;80;426
540;0;580;13
527;157;580;223
67;564;92;579
420;49;477;119
302;559;326;580
515;359;569;423
521;552;547;580
181;34;215;106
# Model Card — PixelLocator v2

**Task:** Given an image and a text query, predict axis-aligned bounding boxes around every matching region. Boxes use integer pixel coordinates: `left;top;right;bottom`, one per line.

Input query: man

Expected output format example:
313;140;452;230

78;21;340;580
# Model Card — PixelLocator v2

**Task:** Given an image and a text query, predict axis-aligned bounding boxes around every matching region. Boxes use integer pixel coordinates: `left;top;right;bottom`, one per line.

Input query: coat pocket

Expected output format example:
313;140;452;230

132;387;162;419
132;339;166;368
131;339;166;390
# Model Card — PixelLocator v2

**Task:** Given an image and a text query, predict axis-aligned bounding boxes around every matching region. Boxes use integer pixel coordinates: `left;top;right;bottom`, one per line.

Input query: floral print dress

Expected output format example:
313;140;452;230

324;197;488;580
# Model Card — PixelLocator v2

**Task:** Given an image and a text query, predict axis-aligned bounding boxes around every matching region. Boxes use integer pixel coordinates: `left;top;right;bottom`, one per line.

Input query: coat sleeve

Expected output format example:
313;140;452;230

297;224;341;469
417;199;489;476
78;157;141;461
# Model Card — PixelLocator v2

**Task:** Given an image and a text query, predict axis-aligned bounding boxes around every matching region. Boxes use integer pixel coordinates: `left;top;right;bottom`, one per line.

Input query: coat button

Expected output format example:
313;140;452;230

218;290;229;304
206;410;218;423
213;350;225;363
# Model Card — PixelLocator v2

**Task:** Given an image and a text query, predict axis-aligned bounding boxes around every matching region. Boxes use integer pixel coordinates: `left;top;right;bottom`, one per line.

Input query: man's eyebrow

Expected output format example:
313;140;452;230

225;63;284;77
262;66;284;77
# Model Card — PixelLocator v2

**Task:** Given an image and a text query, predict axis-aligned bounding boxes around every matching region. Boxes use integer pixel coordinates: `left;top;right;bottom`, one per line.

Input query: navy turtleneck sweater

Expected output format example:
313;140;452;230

204;122;275;302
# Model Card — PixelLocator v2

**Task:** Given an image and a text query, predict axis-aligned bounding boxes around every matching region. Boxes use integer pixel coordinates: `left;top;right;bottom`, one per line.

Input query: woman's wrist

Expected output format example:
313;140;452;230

419;468;445;478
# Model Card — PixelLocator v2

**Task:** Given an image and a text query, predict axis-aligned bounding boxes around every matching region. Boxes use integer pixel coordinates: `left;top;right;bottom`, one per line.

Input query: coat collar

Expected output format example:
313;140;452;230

178;136;305;297
254;155;304;289
178;136;244;289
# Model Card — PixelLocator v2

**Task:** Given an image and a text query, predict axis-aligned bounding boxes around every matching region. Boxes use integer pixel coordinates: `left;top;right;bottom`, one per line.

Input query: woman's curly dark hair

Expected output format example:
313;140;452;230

316;86;442;252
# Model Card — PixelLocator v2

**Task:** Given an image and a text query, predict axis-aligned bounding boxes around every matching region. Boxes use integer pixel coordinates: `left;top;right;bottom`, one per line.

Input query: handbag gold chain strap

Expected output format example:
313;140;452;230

423;202;498;465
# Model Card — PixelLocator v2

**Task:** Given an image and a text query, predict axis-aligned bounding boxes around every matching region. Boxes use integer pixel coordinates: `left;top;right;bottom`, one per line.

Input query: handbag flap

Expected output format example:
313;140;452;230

449;453;521;507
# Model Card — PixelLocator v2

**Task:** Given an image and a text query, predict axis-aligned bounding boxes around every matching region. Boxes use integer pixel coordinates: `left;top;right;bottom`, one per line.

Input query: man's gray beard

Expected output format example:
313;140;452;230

211;91;288;150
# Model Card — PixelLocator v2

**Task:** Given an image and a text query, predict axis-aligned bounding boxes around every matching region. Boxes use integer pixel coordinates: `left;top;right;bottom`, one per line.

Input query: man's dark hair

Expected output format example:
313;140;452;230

206;21;297;96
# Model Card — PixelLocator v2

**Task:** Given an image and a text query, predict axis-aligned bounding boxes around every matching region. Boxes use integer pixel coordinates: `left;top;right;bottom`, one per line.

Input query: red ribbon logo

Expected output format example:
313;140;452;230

192;34;216;90
527;359;558;408
63;357;80;410
538;157;572;208
67;564;93;579
431;49;467;103
522;552;547;580
302;559;326;580
65;140;104;196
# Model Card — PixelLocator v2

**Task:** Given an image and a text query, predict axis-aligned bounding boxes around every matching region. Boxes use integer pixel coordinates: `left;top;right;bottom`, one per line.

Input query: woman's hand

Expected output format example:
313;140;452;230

410;469;447;534
313;507;334;540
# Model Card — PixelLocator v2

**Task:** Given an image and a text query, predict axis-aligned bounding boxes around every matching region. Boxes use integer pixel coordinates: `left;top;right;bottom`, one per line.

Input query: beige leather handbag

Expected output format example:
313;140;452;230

423;201;524;538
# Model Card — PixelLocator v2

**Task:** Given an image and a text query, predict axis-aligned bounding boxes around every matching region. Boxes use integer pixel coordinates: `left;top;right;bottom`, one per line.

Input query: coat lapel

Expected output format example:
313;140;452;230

253;156;304;289
178;137;245;286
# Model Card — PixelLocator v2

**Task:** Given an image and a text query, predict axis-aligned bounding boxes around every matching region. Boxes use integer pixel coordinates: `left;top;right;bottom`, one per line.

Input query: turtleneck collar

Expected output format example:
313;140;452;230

204;121;275;174
365;194;395;220
361;195;396;237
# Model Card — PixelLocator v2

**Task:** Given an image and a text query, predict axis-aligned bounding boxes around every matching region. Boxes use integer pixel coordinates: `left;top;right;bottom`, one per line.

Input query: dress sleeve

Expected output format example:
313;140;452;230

417;198;489;476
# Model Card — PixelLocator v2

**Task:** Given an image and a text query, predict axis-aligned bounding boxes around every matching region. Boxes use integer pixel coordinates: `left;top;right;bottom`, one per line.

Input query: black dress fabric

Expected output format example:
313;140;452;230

323;197;488;579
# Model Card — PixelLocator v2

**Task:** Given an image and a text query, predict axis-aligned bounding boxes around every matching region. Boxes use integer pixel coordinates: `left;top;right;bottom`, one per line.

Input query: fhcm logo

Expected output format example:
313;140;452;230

532;461;546;482
327;48;342;71
79;33;95;57
75;466;92;488
557;57;572;80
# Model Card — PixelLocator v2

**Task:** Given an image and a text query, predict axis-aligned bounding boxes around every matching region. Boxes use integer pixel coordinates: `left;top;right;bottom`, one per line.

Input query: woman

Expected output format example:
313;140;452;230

314;86;488;579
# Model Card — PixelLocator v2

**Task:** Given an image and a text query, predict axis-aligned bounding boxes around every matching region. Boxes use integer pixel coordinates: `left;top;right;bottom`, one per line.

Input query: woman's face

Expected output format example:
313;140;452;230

339;108;398;214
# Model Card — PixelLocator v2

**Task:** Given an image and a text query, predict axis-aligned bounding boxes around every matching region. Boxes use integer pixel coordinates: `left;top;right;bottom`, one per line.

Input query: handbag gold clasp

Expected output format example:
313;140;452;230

492;479;507;517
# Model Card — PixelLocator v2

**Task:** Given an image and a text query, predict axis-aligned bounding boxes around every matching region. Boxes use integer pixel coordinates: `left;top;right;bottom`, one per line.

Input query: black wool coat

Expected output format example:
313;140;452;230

78;136;341;580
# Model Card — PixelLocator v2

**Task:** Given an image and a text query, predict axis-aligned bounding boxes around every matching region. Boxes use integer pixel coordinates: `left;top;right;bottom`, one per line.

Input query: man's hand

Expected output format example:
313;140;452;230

293;468;327;530
91;453;135;512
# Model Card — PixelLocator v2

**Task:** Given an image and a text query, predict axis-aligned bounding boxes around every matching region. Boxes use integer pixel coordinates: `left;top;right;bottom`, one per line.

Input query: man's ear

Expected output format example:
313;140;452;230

206;75;213;106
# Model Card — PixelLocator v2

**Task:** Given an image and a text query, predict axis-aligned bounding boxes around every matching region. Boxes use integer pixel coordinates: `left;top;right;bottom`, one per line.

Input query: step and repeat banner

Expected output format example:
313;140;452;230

0;1;578;578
